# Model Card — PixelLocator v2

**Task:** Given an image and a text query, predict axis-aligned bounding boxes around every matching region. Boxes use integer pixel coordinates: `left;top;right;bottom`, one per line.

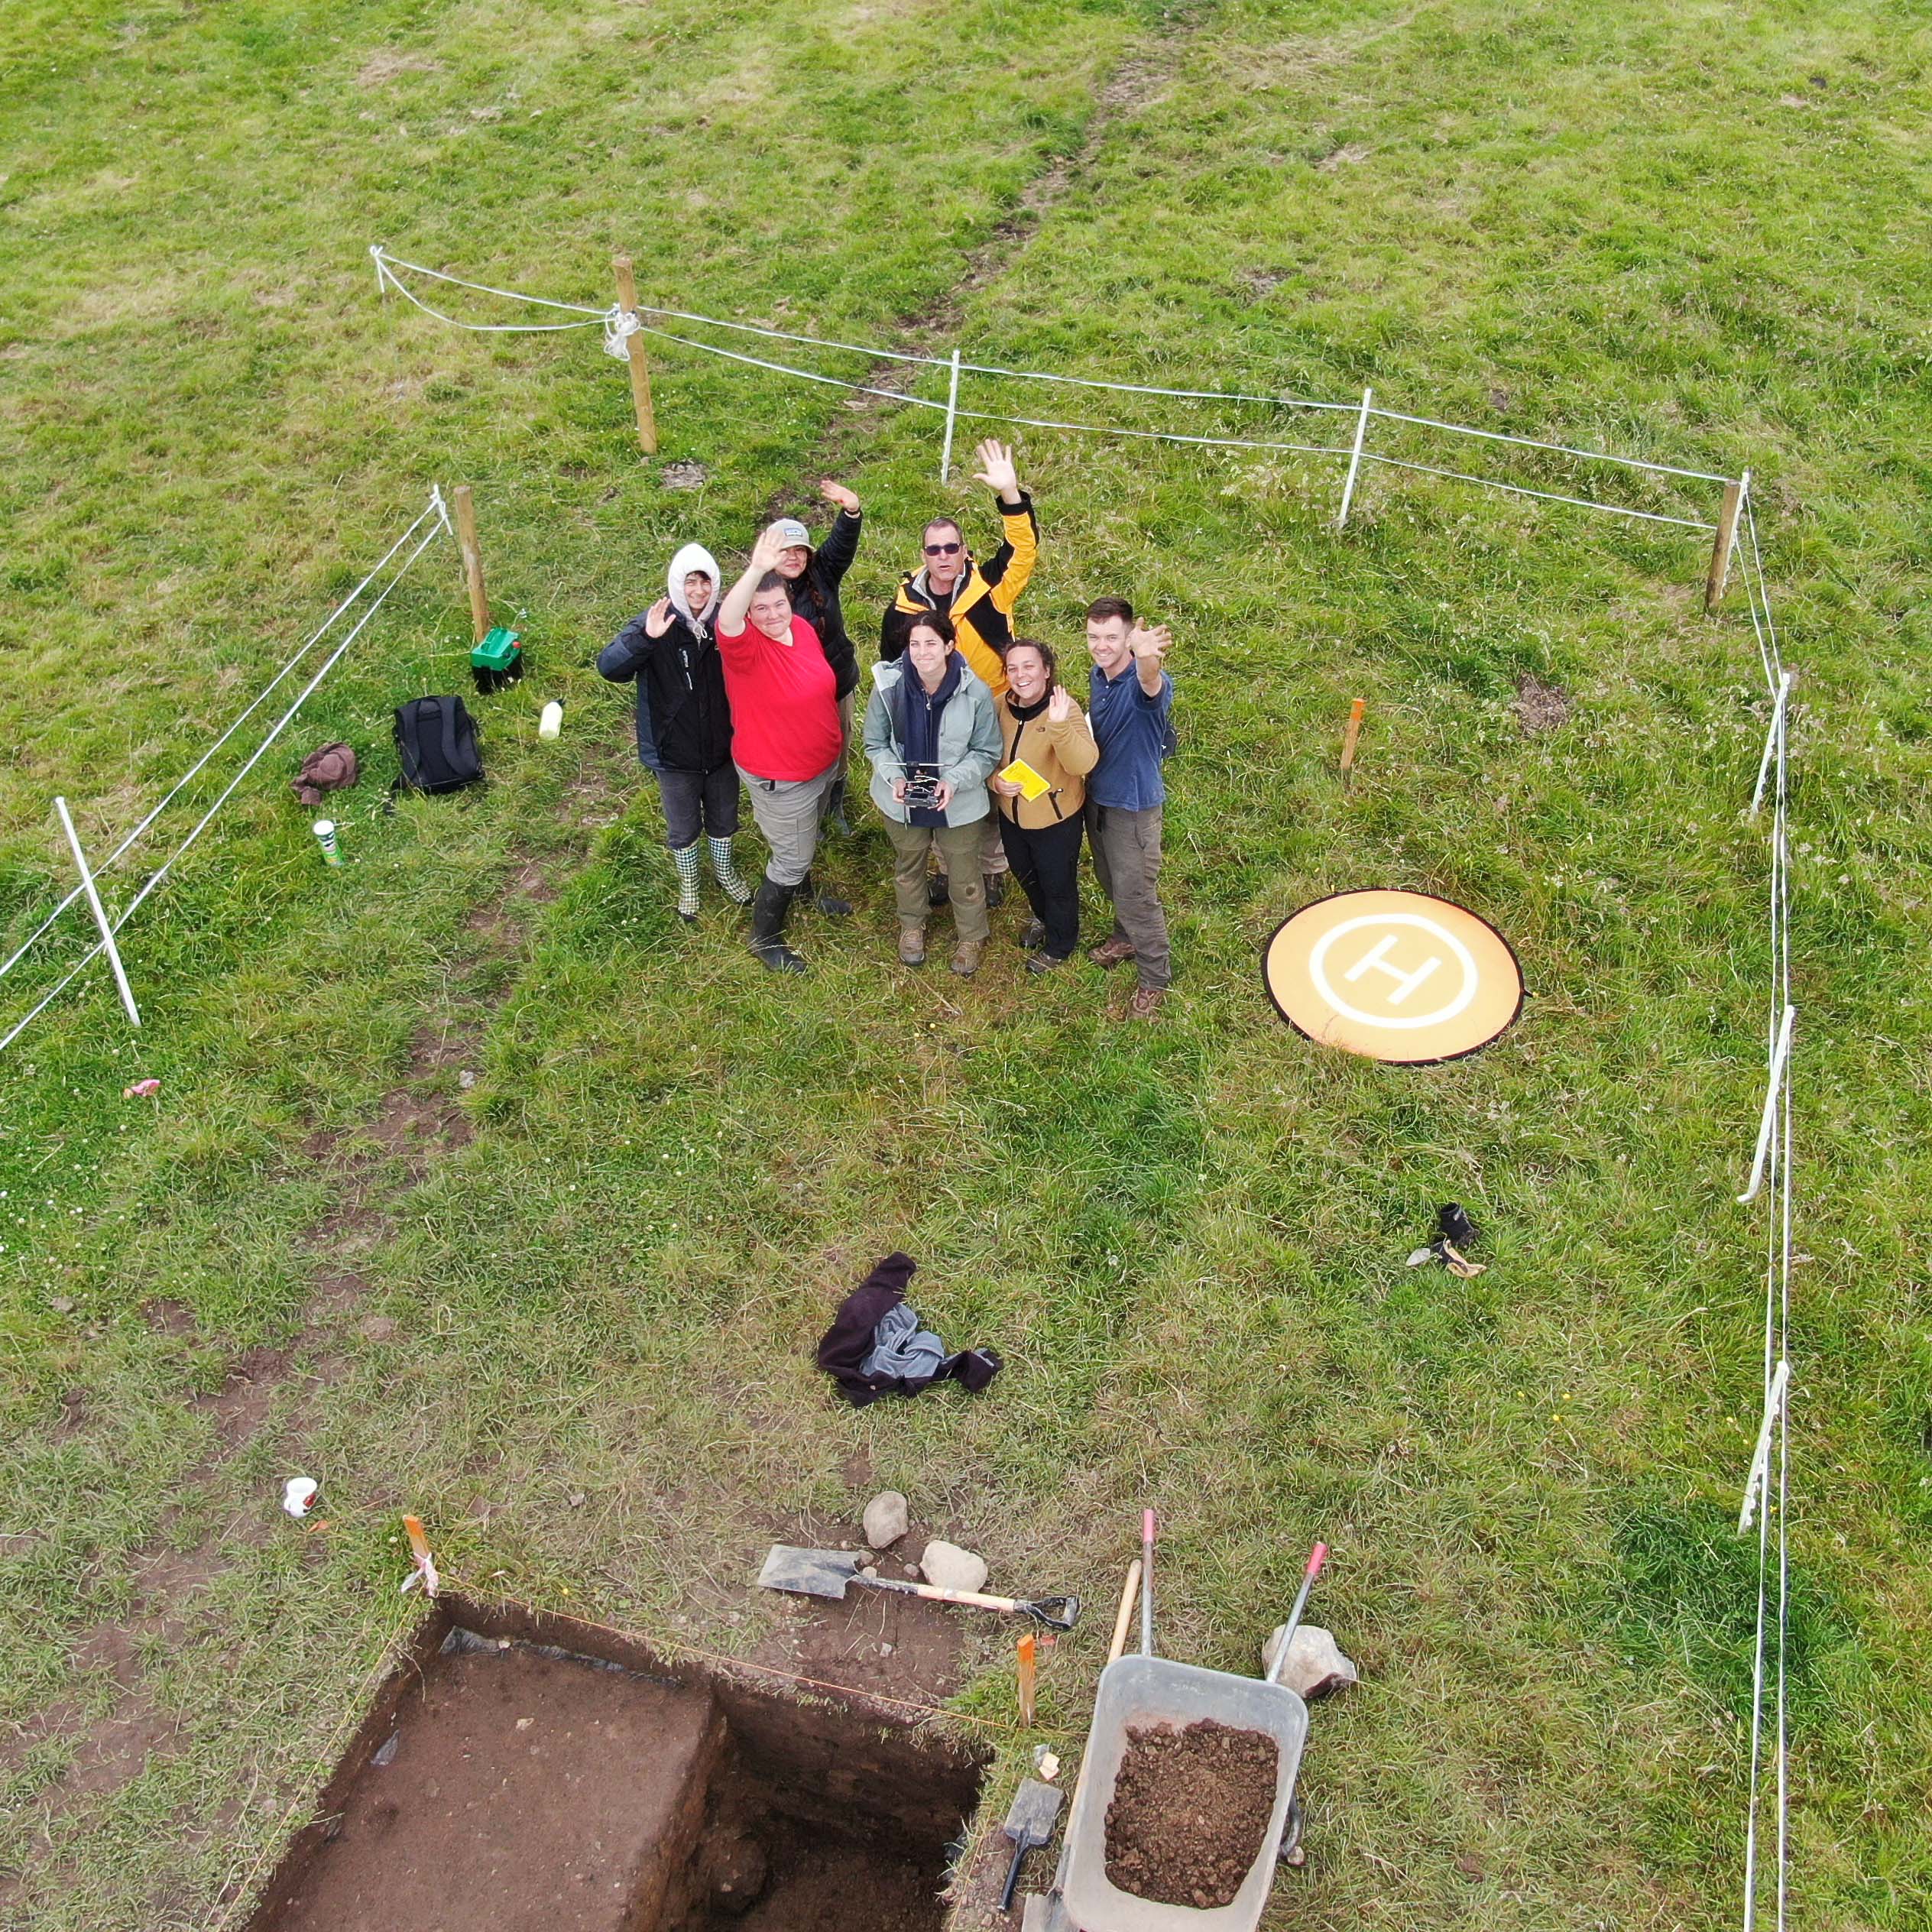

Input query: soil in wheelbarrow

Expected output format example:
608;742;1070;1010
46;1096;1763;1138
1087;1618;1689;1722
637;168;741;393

1104;1718;1280;1911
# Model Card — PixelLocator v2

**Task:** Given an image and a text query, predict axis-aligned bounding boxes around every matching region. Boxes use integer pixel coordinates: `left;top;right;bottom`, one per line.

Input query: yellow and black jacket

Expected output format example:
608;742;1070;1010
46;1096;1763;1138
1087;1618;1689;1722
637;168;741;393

879;491;1039;699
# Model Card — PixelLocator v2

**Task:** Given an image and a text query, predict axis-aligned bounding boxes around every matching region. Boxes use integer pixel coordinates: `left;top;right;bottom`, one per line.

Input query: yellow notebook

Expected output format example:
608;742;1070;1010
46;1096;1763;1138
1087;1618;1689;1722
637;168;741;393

997;758;1052;802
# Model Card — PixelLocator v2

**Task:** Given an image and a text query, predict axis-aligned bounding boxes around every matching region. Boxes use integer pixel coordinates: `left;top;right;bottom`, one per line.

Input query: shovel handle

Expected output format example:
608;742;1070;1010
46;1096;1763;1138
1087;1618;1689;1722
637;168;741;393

854;1573;1078;1629
1000;1836;1028;1913
1108;1559;1143;1666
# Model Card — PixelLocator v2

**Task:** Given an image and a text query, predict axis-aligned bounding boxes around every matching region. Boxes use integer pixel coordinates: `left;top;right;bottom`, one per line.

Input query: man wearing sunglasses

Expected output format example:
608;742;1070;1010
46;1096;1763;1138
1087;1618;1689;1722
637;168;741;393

881;438;1039;908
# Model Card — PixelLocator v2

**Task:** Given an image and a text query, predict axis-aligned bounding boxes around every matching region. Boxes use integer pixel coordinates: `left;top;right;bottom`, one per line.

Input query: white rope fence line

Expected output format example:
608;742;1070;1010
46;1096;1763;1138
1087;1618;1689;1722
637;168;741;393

0;495;452;1058
621;317;1357;462
0;493;453;988
1355;450;1716;531
1735;478;1793;1932
368;247;1739;511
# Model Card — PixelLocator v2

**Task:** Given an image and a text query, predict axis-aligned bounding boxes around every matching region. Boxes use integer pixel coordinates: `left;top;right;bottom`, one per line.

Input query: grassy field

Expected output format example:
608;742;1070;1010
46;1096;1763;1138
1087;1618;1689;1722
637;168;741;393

4;0;1930;1927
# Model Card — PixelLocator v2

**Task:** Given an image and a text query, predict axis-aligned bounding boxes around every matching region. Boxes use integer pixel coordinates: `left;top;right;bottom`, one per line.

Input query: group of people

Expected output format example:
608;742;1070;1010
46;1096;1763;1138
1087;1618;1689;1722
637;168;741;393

598;440;1176;1017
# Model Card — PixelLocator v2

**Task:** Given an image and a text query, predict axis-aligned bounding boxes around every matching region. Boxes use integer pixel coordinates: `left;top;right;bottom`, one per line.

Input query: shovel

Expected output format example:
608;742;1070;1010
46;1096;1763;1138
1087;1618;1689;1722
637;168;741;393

757;1545;1079;1630
999;1778;1064;1912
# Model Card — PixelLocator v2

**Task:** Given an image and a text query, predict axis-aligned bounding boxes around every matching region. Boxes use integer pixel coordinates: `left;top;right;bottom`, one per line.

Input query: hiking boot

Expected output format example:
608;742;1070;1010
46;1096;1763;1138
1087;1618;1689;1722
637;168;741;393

1090;935;1137;970
928;871;950;909
1128;985;1167;1021
1025;949;1069;974
898;924;927;967
1018;919;1047;950
950;940;984;977
799;870;851;918
984;873;1006;909
748;877;806;974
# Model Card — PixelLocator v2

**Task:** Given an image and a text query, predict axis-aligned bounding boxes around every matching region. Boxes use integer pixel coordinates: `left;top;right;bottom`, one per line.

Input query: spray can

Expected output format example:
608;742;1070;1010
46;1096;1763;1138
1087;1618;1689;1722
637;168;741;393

312;819;342;866
539;700;563;741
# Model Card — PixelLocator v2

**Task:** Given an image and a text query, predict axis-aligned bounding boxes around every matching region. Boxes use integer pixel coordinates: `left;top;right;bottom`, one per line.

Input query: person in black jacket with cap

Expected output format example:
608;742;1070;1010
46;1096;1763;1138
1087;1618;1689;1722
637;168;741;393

771;479;864;832
598;540;753;922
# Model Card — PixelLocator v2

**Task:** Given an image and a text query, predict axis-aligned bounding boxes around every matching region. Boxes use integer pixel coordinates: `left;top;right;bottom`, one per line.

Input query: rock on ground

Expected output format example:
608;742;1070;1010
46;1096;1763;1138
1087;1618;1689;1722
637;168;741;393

1260;1624;1359;1699
917;1539;988;1594
863;1490;909;1550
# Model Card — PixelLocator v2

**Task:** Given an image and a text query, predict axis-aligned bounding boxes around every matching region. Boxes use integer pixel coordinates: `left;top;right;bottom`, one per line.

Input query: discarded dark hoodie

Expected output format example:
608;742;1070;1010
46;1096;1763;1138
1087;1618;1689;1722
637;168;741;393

815;1252;1001;1408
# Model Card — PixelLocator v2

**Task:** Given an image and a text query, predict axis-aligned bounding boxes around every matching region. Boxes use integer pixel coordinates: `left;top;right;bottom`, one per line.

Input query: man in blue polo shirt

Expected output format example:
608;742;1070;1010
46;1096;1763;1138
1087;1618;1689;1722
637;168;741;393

1084;595;1175;1019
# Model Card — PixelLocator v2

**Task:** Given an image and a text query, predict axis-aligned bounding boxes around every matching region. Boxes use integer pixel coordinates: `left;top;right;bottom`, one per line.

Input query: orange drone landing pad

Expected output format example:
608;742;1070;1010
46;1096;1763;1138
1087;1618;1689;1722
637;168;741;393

1263;890;1524;1065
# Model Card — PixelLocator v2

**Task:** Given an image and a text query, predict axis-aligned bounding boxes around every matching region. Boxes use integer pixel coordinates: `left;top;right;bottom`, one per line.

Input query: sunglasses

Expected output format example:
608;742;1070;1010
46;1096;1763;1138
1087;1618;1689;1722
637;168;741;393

922;540;962;556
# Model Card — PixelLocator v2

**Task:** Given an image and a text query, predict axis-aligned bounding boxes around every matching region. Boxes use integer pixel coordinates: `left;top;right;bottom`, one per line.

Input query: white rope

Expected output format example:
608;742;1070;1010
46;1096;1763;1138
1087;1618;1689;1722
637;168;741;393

1738;1003;1795;1204
1357;451;1719;530
371;245;608;319
958;359;1356;413
1368;404;1736;485
626;322;1353;459
369;246;1740;487
1739;1357;1790;1532
948;397;1350;459
377;247;1366;409
628;320;948;406
1738;511;1794;1932
1735;482;1782;699
0;498;446;986
1739;524;1781;698
0;512;447;1057
1750;673;1791;818
1743;494;1782;682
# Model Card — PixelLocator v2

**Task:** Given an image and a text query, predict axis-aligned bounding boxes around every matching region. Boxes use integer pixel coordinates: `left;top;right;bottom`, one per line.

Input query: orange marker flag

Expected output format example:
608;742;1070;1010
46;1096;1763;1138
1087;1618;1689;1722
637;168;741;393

401;1514;440;1598
1016;1632;1038;1727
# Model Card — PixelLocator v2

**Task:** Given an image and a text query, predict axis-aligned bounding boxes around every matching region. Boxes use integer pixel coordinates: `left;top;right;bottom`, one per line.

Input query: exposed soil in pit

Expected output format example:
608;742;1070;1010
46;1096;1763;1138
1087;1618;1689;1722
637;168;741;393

264;1640;715;1931
244;1598;986;1932
1104;1717;1279;1910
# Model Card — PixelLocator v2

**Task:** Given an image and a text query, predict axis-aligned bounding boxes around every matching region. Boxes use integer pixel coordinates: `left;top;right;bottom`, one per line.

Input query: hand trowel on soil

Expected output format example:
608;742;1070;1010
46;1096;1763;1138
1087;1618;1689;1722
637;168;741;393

999;1778;1065;1911
756;1545;1079;1630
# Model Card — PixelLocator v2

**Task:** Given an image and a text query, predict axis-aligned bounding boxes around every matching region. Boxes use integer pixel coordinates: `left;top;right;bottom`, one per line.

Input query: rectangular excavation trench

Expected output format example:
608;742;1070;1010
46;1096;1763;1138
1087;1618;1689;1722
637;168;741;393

242;1595;989;1932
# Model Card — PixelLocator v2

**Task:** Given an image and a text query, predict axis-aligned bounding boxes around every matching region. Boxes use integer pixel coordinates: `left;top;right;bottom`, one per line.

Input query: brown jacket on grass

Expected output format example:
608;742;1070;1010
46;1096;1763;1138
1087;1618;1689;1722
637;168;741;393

993;691;1100;829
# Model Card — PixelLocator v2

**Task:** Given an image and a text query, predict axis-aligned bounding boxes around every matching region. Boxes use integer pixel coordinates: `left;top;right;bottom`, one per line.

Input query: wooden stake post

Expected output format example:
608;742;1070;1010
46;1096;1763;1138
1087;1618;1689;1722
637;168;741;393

1705;472;1747;611
452;485;491;643
1339;695;1366;786
611;254;659;455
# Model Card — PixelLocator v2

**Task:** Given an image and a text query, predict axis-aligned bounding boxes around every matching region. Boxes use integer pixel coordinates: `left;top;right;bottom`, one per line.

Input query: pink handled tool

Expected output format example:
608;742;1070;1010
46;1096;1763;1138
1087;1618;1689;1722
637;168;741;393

1264;1541;1328;1685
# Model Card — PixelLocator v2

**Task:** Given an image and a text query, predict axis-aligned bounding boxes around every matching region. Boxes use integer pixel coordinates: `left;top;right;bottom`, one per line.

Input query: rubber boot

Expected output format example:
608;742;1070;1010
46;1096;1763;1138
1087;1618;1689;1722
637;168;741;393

799;870;851;918
825;772;853;838
707;836;753;906
672;843;702;922
749;876;806;973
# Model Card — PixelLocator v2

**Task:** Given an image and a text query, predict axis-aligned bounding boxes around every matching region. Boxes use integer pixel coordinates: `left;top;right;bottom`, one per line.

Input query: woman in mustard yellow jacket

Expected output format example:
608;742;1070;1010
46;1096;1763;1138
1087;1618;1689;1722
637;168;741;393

990;637;1098;971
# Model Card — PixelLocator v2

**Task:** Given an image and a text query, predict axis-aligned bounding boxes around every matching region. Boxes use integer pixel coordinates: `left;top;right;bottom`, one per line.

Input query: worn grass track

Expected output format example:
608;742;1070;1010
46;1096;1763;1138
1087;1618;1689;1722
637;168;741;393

3;0;1930;1927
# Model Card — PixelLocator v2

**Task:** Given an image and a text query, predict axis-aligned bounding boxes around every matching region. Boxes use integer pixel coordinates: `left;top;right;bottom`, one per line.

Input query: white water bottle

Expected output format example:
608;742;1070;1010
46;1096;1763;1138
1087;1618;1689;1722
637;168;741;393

539;700;563;741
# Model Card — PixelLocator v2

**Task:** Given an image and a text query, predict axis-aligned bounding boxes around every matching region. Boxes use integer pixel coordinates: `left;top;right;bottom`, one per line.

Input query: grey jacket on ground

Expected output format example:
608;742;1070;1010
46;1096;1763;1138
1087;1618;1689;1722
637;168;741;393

862;656;1002;827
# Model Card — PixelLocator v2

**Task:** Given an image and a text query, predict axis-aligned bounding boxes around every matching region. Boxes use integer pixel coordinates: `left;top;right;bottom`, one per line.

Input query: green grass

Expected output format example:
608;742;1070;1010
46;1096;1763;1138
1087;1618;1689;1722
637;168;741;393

4;0;1931;1927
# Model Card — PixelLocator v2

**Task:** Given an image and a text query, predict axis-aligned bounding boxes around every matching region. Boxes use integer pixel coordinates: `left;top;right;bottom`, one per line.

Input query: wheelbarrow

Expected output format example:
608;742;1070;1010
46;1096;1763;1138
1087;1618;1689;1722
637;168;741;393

1054;1522;1324;1932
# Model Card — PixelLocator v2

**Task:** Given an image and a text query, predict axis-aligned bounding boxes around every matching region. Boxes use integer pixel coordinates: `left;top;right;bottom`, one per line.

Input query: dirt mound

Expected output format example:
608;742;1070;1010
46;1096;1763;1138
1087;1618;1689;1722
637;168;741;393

1104;1717;1278;1910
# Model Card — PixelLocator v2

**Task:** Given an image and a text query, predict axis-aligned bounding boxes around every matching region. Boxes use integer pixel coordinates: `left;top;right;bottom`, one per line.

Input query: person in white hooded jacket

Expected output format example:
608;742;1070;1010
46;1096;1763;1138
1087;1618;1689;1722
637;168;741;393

598;543;752;920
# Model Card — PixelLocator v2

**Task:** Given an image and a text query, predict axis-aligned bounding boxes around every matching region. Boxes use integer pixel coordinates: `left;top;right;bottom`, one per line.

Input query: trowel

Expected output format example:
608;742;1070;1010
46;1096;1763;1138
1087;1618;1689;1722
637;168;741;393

999;1778;1065;1911
756;1545;1079;1630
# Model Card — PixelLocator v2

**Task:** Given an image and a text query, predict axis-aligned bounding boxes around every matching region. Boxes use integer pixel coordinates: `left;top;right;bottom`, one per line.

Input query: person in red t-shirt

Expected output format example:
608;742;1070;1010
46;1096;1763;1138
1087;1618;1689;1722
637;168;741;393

715;525;853;972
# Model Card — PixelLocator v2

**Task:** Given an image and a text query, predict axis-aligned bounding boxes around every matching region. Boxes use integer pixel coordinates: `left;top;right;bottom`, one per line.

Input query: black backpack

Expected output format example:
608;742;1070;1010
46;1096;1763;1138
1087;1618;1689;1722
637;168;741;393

394;696;483;795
